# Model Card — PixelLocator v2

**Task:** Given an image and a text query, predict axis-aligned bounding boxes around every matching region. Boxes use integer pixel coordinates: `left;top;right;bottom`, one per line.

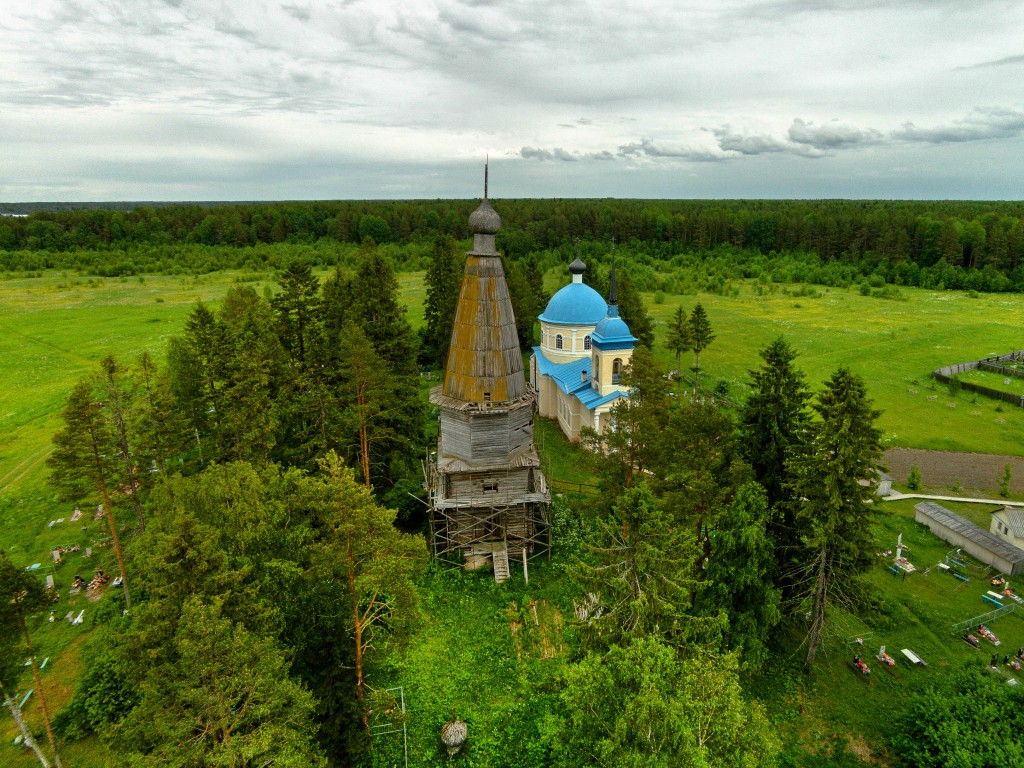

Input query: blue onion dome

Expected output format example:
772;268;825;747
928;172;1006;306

540;282;608;325
468;198;501;234
592;311;636;344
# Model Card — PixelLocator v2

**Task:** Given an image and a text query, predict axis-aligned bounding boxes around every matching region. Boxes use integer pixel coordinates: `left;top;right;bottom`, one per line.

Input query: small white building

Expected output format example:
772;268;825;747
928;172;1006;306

529;258;635;443
991;506;1024;549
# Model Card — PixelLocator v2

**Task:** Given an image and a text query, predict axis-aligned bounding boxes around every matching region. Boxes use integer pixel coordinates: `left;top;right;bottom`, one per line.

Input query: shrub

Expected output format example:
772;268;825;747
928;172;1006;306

907;466;922;491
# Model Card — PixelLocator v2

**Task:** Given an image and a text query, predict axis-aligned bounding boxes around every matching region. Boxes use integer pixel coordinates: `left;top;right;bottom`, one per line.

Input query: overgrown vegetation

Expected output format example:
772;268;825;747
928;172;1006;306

4;205;1024;766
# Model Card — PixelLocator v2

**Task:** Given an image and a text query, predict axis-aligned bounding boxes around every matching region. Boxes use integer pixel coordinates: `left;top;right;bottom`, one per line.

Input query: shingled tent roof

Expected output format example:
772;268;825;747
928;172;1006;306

441;193;526;405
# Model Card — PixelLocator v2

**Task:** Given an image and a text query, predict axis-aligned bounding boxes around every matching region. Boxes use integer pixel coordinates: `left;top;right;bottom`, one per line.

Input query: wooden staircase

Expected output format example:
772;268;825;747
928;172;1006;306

492;543;510;584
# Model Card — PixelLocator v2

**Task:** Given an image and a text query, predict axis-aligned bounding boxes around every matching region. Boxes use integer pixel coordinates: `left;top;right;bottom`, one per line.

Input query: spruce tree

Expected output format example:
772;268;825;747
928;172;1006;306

349;242;418;376
689;303;715;395
422;234;462;367
572;484;701;650
664;305;692;394
272;260;321;367
788;367;884;667
739;338;811;509
616;270;655;348
698;482;782;672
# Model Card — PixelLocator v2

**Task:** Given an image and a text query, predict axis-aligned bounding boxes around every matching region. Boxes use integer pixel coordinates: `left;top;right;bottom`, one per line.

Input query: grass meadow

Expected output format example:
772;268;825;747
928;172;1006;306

2;265;1024;765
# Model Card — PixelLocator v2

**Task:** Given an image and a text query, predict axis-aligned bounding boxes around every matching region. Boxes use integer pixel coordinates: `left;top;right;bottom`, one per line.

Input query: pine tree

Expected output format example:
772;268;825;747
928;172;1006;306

789;367;884;667
0;551;63;768
308;453;425;726
689;303;715;395
336;324;393;489
98;355;146;531
48;380;132;607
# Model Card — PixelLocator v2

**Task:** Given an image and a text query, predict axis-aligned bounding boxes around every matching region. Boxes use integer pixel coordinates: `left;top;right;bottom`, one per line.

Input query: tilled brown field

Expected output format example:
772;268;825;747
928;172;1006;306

884;448;1024;493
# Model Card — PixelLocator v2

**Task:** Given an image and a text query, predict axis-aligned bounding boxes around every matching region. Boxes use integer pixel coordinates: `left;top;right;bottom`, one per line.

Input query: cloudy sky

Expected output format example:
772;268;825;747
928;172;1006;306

2;0;1023;201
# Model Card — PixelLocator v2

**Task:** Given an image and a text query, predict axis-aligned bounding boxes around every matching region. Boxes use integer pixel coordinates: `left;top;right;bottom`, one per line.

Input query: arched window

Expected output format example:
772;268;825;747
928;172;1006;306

583;335;592;350
555;334;563;350
612;358;622;384
593;355;599;381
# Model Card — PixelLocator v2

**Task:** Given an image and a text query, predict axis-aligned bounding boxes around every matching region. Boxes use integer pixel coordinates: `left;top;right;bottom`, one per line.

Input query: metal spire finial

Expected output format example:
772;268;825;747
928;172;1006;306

484;156;489;200
609;237;617;306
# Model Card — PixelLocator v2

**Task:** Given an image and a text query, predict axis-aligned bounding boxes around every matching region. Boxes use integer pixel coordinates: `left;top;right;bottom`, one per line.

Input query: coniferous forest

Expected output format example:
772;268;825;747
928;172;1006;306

3;200;1024;767
4;198;1024;293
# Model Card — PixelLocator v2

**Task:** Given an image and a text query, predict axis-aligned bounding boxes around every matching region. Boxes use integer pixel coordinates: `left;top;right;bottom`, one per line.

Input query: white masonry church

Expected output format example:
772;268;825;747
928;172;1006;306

529;257;636;442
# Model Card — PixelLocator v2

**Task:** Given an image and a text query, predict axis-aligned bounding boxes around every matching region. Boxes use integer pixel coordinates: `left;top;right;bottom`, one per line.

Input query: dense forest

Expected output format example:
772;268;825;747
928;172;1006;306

5;200;1024;765
4;198;1024;293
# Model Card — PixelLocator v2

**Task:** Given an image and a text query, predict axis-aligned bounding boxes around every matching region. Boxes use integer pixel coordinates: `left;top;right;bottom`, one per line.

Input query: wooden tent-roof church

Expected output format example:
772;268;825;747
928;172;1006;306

425;170;551;582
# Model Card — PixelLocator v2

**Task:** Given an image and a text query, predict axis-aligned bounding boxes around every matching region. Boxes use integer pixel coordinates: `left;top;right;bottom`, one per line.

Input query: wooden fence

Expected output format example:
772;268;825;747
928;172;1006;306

932;350;1024;408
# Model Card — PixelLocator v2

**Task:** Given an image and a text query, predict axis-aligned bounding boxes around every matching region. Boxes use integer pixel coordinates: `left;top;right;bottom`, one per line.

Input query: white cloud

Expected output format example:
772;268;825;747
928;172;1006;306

1;0;1023;199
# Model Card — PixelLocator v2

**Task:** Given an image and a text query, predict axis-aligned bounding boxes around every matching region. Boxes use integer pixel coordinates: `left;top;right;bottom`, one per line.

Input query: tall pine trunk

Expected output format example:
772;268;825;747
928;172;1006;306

89;430;132;608
19;616;62;768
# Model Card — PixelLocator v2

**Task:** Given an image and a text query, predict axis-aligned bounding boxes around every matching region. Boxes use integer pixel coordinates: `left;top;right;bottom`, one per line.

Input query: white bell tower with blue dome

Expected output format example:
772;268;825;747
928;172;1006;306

530;255;636;442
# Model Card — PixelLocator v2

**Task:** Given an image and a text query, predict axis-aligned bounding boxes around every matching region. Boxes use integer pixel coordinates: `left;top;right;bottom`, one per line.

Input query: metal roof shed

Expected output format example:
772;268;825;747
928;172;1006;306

914;501;1024;576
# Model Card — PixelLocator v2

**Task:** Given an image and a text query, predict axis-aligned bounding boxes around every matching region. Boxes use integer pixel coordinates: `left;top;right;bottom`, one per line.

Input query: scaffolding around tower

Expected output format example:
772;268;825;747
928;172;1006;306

425;169;551;575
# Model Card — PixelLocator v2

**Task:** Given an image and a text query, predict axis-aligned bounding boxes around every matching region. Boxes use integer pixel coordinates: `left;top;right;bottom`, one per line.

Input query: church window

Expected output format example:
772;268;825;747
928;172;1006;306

483;481;498;493
593;355;599;381
555;334;563;350
583;335;592;350
612;358;623;384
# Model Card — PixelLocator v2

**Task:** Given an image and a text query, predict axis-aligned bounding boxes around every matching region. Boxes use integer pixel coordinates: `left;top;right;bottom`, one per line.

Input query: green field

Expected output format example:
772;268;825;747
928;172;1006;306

4;268;1024;553
958;365;1024;397
3;267;1024;765
639;286;1024;456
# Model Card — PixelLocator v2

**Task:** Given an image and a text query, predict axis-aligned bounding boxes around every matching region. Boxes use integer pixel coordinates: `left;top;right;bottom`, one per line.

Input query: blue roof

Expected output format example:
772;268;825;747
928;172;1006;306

592;306;636;348
534;350;591;394
539;282;608;325
533;348;630;412
576;386;629;410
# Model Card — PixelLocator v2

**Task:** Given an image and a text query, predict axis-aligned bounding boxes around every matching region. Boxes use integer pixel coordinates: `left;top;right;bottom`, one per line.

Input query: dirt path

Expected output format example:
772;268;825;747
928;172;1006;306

884;448;1024;494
